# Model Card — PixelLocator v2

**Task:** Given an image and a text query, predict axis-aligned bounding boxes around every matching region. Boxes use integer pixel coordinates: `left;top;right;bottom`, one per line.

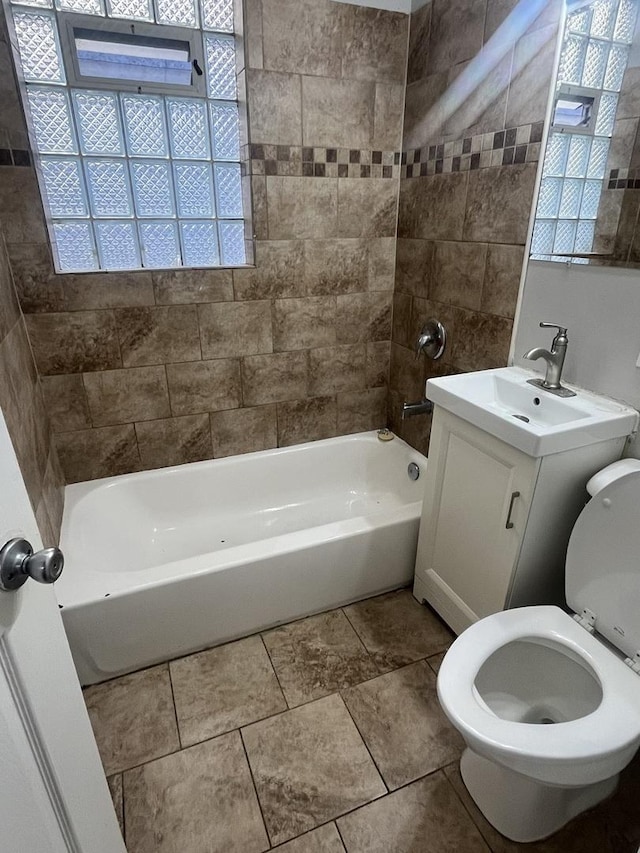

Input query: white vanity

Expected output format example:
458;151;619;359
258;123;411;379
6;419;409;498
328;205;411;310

413;367;639;635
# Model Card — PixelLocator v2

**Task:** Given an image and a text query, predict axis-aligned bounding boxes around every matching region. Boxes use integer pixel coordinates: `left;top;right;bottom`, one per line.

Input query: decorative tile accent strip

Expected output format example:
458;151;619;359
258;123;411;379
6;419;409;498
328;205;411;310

401;121;544;178
0;149;31;167
248;143;402;179
608;168;640;189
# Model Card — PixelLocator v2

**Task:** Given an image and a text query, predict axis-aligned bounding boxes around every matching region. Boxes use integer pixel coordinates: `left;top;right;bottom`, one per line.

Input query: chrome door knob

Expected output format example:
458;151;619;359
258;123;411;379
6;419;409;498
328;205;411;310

0;538;64;592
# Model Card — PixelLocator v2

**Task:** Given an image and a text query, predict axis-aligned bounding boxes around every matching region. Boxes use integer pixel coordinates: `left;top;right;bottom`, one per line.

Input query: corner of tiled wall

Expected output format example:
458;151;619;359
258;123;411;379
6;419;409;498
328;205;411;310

389;0;563;455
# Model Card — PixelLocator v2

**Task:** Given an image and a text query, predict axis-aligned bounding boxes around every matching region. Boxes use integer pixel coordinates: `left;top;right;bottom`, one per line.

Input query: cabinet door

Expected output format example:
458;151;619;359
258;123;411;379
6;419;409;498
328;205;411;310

414;409;538;633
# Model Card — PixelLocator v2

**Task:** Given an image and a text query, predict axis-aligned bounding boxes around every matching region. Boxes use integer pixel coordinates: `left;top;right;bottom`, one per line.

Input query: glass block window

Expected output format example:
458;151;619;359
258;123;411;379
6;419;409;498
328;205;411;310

7;0;247;271
532;0;637;263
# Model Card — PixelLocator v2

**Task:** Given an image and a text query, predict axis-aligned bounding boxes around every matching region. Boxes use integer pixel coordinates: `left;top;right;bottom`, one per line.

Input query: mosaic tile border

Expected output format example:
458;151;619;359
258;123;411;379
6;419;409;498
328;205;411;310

247;143;402;179
608;168;640;189
401;121;545;178
0;149;32;167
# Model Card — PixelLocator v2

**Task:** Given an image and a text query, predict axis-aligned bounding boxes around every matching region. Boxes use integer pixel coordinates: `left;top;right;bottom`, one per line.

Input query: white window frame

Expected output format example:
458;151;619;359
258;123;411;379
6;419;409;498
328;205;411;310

58;12;208;97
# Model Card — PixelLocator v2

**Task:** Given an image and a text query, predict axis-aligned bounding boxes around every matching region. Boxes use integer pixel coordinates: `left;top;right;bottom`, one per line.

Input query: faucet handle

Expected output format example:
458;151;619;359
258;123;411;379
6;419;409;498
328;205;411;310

539;322;568;336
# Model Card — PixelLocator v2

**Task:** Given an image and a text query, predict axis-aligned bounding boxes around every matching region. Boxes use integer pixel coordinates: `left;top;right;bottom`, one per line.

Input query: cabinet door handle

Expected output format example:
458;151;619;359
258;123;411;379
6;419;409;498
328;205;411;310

505;491;520;529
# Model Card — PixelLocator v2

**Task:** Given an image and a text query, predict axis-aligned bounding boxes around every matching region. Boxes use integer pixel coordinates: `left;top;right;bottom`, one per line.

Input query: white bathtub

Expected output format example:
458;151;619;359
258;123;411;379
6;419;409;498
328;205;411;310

57;431;427;685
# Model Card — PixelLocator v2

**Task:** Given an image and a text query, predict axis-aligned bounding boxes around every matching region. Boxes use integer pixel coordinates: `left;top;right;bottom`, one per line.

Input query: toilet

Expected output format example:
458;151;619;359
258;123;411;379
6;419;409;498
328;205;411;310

437;460;640;843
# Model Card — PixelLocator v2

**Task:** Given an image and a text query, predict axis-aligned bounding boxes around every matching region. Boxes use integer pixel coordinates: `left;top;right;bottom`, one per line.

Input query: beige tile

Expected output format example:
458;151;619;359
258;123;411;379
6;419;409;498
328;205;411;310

373;82;405;151
392;292;413;349
166;359;241;415
273;296;337;351
233;240;305;300
342;661;463;789
62;272;155;311
274;823;345;852
427;0;486;75
308;344;366;395
245;0;264;69
40;449;65;542
84;366;170;426
116;306;201;368
398;172;468;241
170;635;286;746
450;308;512;372
340;5;408;84
124;731;269;853
506;23;558;128
211;404;277;457
248;69;302;145
55;424;140;483
304;239;369;296
198;301;273;359
337;387;387;433
0;168;47;244
261;0;342;77
262;610;378;707
366;341;390;388
427;651;446;675
25;311;121;375
242;693;386;845
338;179;397;238
302;76;375;148
242;351;308;405
251;175;269;241
389;342;425;399
41;374;91;432
336;292;392;344
407;1;431;84
267;176;338;239
463;164;537;244
276;395;338;446
431;241;488;311
152;269;233;305
343;589;452;671
403;71;449;149
107;774;124;837
443;51;512;139
84;665;179;776
135;414;212;469
368;237;396;292
481;243;525;318
337;771;490;852
0;242;21;342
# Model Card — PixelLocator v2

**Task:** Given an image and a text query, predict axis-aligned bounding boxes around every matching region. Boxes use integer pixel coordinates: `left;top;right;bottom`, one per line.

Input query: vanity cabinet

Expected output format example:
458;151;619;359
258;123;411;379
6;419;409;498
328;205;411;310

413;407;628;635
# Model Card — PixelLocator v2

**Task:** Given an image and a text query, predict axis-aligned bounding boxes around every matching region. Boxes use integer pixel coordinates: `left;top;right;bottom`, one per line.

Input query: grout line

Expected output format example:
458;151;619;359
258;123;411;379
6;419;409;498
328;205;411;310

337;692;389;795
238;726;273;848
259;632;290;709
166;661;183;751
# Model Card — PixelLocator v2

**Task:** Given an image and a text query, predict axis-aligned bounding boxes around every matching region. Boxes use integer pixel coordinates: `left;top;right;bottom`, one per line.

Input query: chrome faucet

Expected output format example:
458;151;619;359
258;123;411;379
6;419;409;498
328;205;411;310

523;322;576;397
402;399;433;419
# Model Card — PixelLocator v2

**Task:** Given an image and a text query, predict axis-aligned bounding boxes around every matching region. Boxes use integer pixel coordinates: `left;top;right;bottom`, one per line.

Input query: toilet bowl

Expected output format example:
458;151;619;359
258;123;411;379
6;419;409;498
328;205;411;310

437;462;640;843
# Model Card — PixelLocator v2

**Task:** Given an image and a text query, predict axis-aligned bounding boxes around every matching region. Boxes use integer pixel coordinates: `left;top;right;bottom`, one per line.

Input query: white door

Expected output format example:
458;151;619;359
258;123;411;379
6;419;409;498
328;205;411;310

0;408;126;853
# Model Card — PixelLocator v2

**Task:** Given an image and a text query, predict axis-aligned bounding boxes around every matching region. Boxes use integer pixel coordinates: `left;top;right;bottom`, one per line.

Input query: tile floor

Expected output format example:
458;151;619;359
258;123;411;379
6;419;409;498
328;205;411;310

84;588;640;853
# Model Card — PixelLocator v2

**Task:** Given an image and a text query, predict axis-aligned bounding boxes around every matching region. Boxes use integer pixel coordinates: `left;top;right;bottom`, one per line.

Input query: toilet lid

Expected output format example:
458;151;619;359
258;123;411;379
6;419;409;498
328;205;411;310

566;470;640;660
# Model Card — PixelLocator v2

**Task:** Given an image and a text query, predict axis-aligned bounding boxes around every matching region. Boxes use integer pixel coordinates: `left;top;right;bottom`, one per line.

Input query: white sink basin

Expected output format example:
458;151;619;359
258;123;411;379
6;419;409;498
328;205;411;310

426;367;638;457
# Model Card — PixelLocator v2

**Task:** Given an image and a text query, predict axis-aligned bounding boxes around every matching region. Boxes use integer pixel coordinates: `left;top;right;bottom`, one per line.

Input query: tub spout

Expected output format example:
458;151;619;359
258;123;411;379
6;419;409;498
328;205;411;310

402;398;433;419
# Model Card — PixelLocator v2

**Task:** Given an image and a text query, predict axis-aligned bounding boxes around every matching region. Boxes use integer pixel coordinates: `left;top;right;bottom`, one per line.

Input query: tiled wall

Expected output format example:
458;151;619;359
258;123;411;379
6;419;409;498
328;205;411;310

389;0;562;455
0;0;408;483
0;20;64;542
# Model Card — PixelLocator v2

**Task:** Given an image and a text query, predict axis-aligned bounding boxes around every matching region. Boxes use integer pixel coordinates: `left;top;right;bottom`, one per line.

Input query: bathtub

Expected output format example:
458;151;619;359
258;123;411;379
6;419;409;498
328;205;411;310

57;431;427;685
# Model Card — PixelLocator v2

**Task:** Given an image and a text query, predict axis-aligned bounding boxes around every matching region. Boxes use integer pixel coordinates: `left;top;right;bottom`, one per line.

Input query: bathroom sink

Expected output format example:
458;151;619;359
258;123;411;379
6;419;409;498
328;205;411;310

426;367;638;456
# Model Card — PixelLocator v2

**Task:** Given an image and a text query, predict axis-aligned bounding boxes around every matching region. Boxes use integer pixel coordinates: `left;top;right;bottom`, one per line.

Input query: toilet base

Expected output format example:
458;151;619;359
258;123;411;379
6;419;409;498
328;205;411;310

460;748;618;842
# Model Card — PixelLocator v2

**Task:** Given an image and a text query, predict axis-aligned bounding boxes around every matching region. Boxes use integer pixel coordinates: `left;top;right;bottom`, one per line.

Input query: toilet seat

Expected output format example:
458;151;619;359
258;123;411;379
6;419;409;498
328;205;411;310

437;604;640;787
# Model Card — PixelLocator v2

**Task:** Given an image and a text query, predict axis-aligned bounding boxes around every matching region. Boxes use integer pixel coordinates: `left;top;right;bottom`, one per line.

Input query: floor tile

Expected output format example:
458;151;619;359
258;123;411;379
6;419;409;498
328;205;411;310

84;664;180;775
337;771;490;853
107;774;124;837
123;730;269;853
274;823;346;851
262;609;379;707
443;763;637;853
342;661;463;789
242;693;386;846
343;589;453;670
170;635;287;746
